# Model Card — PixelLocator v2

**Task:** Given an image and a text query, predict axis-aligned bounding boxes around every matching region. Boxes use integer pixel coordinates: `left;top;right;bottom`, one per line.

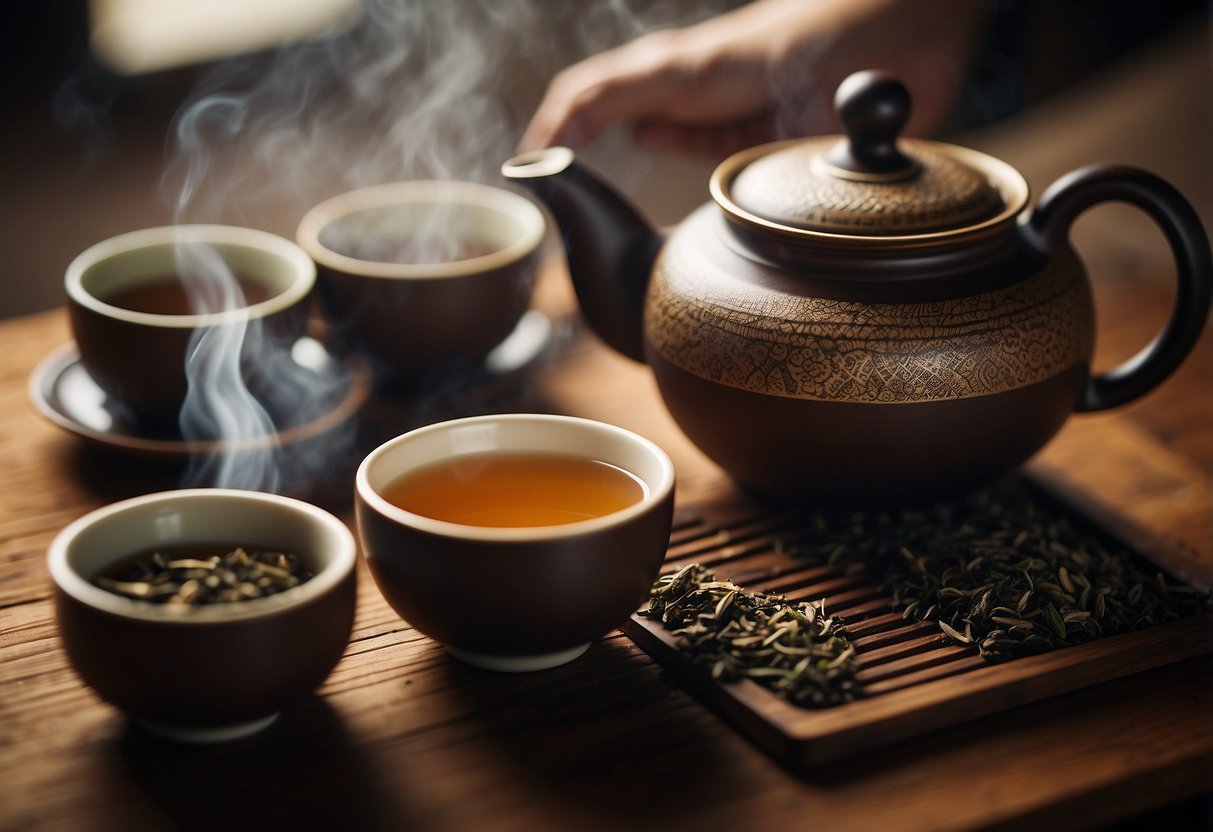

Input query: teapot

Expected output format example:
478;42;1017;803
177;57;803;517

502;70;1212;502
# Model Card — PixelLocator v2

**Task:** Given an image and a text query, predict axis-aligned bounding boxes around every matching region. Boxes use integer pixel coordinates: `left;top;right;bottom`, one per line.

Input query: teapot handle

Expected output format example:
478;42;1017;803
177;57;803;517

1025;164;1212;412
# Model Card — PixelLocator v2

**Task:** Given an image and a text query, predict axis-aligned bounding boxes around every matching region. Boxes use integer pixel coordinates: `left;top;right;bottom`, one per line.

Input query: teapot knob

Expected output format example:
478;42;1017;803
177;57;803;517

824;70;920;180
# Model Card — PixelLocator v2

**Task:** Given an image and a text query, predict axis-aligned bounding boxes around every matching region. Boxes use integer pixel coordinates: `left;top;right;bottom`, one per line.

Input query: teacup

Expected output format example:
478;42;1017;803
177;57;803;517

355;413;676;671
295;180;545;386
48;488;357;742
65;224;315;428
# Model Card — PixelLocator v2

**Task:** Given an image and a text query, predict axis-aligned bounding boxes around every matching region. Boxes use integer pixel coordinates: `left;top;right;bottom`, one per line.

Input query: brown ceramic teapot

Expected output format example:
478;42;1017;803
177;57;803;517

502;70;1212;503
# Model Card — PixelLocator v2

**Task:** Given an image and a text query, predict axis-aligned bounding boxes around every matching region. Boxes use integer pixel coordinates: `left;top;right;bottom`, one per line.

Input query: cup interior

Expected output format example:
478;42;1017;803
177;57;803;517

66;225;315;328
357;414;676;541
298;180;546;279
48;489;356;622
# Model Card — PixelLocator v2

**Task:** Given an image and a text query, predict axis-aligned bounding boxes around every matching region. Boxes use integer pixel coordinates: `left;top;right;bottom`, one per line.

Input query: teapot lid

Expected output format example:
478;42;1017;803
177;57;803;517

712;71;1023;239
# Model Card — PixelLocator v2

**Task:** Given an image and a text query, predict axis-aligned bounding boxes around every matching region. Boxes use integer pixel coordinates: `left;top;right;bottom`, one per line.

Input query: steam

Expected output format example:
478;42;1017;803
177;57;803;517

161;0;732;494
163;0;543;224
163;0;735;224
174;242;272;491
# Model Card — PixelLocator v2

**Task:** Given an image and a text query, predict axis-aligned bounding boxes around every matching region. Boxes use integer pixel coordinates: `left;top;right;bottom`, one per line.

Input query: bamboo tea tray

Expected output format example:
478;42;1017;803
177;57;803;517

622;470;1213;769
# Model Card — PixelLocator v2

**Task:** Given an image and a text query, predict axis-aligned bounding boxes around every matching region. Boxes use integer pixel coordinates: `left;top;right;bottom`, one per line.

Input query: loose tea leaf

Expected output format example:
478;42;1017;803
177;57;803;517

95;546;313;605
642;563;859;707
802;484;1210;662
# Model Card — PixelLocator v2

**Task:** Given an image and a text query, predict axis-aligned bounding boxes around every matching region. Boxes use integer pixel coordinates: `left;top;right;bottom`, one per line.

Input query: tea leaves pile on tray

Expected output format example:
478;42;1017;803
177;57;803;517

806;484;1210;662
643;564;859;707
95;547;313;605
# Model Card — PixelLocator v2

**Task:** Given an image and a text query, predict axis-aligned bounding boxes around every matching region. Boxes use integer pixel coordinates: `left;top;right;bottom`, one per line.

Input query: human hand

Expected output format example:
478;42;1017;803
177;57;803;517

518;0;988;160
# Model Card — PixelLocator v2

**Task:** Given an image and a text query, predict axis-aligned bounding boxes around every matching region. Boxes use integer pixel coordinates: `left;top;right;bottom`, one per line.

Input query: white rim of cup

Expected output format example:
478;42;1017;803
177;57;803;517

65;225;316;329
47;489;357;624
356;414;677;543
296;180;546;280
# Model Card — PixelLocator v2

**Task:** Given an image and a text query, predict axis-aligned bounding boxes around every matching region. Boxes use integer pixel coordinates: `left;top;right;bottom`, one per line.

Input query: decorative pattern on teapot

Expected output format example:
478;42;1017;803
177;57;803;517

646;240;1094;404
728;138;1004;234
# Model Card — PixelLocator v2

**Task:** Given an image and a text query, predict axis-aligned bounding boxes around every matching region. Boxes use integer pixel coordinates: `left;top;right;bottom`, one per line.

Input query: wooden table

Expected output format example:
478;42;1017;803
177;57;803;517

3;24;1211;832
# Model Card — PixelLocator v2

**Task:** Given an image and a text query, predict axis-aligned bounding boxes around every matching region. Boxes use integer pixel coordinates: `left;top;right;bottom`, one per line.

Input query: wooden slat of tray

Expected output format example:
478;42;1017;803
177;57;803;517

622;471;1213;769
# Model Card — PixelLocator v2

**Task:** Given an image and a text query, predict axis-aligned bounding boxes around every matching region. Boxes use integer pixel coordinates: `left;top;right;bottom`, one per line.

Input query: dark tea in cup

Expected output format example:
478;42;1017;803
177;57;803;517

100;272;276;316
65;225;316;426
324;232;501;267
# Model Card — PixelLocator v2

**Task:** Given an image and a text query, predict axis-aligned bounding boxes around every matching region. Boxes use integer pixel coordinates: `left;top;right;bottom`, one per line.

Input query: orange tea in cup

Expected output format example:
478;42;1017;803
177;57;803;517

380;451;647;527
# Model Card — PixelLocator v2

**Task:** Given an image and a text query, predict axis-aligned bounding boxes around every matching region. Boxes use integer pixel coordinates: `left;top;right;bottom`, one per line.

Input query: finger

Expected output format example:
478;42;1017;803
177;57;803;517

519;50;694;152
519;23;780;153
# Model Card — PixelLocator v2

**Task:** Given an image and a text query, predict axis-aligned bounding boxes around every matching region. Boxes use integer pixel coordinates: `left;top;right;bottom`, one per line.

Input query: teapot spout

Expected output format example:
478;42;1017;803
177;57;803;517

502;147;662;362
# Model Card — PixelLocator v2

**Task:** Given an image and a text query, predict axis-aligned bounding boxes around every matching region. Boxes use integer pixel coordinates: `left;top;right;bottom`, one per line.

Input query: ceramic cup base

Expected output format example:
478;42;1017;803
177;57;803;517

446;643;590;672
134;712;279;744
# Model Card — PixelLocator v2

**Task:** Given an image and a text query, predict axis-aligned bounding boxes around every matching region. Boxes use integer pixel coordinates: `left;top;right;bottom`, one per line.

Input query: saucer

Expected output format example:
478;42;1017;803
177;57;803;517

483;309;554;380
359;308;557;397
29;337;373;458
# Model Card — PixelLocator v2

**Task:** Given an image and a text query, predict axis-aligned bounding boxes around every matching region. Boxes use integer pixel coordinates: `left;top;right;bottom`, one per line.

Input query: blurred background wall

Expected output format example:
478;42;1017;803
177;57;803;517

0;0;1206;318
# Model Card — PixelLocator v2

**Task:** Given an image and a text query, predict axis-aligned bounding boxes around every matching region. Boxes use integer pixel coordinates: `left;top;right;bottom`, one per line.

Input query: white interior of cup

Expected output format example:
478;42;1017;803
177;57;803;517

65;225;315;328
297;180;545;279
47;489;356;623
357;414;676;542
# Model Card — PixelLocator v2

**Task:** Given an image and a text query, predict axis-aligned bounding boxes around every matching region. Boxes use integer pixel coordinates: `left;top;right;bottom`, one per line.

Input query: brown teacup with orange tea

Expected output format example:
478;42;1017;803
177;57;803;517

295;180;545;386
65;225;315;429
355;414;676;671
